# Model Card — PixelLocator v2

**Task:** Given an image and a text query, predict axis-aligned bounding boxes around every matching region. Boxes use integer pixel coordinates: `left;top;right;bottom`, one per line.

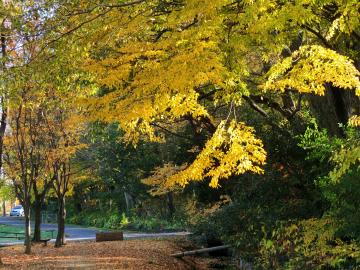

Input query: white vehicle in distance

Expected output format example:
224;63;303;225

10;205;24;217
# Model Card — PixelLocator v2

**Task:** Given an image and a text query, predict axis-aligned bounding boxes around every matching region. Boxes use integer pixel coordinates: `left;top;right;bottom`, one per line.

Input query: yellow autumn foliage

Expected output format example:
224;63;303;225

57;0;360;191
349;115;360;127
264;46;360;96
143;120;266;192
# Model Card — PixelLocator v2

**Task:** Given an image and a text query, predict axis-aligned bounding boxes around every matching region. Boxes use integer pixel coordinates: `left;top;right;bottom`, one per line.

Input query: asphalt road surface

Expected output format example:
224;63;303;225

0;216;189;245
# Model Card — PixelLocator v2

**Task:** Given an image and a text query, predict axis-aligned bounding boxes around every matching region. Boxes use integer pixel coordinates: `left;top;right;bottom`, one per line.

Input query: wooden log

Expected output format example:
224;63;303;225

171;245;231;258
96;231;124;242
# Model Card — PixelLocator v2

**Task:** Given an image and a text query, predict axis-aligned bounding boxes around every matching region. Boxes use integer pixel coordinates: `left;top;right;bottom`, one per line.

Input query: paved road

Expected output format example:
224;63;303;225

0;216;190;244
0;216;97;240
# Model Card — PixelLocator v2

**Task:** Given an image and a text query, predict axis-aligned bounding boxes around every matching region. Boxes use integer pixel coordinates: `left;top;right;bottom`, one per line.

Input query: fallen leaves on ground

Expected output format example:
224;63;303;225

0;238;213;269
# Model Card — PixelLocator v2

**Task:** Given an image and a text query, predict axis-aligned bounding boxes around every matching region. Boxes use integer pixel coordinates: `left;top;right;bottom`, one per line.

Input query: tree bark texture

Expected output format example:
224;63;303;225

55;196;66;247
309;85;360;136
24;205;31;254
2;201;5;216
167;192;175;218
33;199;43;242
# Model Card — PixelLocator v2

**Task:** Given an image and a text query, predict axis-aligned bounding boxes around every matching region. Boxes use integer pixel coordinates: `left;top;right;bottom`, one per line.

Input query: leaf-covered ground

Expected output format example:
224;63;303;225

0;239;214;269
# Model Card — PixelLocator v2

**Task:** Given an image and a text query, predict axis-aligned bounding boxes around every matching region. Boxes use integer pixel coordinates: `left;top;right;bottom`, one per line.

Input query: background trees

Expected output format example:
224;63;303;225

3;80;83;252
3;88;45;254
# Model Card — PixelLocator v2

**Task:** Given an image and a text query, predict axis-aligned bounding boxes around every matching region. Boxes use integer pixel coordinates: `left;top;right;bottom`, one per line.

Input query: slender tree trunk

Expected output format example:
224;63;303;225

124;191;134;212
2;201;5;216
55;196;66;247
33;199;42;242
0;29;7;270
61;197;66;245
109;199;112;211
0;98;6;170
24;205;31;254
0;33;7;171
167;192;175;218
98;199;102;212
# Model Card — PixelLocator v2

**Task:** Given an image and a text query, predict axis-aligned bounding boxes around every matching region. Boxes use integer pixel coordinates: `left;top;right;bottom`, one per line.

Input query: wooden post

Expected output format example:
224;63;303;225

96;231;124;242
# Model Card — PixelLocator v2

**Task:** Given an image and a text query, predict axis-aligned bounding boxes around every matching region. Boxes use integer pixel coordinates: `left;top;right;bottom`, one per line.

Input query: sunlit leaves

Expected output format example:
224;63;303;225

349;115;360;127
326;0;360;40
330;146;360;183
143;120;266;192
264;46;360;96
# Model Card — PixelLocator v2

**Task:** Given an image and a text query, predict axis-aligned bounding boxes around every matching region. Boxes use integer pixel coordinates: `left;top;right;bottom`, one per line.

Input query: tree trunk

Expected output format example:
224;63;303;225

167;192;175;218
309;85;360;136
0;34;7;171
55;196;66;247
0;34;5;265
32;179;54;241
33;200;42;242
2;201;5;216
124;191;134;211
24;206;31;254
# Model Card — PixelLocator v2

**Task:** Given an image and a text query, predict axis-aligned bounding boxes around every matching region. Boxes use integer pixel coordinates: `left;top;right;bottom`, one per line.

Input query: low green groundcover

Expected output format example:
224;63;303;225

0;224;56;243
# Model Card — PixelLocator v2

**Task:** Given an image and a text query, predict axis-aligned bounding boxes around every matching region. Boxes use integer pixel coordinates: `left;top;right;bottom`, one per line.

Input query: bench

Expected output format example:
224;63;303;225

0;231;24;240
43;230;55;239
96;231;123;242
0;230;55;242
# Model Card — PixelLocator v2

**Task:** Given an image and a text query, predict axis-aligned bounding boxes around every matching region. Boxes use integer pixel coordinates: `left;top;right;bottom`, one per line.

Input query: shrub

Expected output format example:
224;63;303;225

257;218;360;269
67;209;186;232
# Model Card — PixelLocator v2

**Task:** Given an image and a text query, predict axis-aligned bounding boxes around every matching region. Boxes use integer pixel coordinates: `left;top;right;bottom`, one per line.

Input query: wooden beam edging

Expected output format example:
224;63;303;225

170;245;231;258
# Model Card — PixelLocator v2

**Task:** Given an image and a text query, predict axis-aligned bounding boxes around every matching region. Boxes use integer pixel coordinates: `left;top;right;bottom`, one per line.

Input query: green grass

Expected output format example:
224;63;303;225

0;224;56;242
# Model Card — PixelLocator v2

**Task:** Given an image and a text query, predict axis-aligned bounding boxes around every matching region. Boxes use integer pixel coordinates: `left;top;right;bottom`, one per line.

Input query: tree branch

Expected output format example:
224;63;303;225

302;25;333;49
150;122;192;140
248;95;291;118
243;96;292;137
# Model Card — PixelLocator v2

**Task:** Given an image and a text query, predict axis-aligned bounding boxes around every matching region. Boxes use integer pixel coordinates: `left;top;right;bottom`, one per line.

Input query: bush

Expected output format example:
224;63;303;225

104;213;121;229
67;210;186;232
257;218;360;269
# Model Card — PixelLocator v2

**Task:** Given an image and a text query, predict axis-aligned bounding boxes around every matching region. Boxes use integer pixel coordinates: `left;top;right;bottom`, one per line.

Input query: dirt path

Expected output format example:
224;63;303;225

0;239;213;269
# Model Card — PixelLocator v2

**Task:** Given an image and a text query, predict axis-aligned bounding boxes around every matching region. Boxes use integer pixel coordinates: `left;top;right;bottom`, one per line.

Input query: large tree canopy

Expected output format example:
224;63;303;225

46;0;359;192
